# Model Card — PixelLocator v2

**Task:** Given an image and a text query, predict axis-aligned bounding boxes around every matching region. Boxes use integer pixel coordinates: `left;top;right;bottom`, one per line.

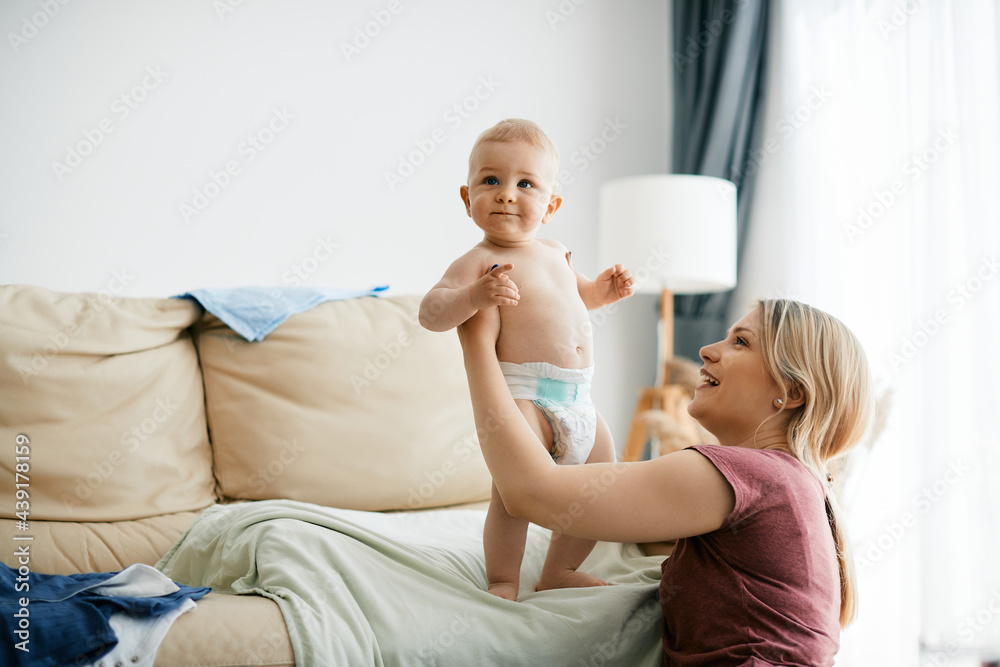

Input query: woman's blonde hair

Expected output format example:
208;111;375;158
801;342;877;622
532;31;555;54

755;299;874;628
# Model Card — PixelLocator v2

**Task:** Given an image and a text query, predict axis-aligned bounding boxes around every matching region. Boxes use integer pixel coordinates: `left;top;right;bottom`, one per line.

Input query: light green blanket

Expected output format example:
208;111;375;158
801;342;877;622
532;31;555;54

156;499;665;666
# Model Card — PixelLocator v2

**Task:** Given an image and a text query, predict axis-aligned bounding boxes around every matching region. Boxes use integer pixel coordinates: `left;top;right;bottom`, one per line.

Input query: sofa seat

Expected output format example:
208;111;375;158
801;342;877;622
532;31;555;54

156;593;294;667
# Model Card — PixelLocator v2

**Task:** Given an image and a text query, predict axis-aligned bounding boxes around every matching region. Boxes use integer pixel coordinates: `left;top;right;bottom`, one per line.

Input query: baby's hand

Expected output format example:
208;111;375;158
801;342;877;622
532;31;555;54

596;264;635;304
470;263;519;309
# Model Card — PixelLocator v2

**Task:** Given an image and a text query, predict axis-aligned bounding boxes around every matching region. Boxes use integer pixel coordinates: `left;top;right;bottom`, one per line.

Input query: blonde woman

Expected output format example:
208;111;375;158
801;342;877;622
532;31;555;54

457;298;873;666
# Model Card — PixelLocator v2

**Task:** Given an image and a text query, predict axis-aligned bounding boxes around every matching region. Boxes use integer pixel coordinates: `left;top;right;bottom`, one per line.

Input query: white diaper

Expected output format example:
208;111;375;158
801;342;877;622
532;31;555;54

499;361;596;466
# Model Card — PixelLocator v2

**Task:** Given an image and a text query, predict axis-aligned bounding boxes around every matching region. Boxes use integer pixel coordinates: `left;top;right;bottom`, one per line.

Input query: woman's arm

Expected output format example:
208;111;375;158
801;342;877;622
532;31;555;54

458;308;735;543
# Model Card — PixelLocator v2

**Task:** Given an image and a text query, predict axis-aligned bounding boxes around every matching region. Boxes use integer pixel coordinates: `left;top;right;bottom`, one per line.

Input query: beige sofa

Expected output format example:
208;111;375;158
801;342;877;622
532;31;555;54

0;285;495;666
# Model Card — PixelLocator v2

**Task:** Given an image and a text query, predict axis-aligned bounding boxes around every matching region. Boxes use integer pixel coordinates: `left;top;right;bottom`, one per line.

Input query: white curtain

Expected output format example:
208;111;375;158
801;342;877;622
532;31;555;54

730;0;1000;663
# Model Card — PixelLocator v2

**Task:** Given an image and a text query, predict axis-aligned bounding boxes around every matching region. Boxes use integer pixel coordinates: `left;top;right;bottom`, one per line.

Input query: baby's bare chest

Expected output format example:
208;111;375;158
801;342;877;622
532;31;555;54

503;251;578;302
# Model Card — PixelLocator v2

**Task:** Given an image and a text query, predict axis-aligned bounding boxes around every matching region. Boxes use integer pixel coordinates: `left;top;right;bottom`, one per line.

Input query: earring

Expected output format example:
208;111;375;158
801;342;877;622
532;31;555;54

776;398;783;407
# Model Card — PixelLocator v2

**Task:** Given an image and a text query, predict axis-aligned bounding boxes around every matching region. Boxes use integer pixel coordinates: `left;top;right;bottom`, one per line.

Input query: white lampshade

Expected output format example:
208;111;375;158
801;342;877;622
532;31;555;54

598;175;737;294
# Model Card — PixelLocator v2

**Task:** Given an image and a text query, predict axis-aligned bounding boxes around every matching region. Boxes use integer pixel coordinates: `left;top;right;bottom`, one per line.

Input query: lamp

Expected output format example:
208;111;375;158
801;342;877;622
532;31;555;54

598;174;738;460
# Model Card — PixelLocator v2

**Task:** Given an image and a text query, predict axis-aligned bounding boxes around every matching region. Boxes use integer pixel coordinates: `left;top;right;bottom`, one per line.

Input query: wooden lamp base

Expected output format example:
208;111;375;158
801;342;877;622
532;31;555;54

621;287;682;463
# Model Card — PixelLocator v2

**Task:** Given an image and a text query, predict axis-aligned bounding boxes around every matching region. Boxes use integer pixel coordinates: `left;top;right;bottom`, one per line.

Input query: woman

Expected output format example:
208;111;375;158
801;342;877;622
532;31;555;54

457;298;874;666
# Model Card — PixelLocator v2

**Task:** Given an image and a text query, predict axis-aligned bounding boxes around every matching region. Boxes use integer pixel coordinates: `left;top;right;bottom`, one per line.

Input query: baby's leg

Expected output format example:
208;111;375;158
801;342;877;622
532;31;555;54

483;398;552;601
536;410;616;592
484;482;528;600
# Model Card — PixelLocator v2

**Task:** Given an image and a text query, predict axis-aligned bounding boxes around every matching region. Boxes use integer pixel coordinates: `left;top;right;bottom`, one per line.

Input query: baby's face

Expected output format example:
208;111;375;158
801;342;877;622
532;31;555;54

462;141;561;247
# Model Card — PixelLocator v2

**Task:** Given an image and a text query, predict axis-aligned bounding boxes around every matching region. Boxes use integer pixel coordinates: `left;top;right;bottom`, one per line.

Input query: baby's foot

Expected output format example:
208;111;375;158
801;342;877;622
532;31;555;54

536;569;609;592
487;581;519;601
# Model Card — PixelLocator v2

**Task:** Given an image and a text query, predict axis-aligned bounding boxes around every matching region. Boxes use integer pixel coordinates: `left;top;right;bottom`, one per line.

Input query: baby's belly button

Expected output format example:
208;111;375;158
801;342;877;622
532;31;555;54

576;346;583;355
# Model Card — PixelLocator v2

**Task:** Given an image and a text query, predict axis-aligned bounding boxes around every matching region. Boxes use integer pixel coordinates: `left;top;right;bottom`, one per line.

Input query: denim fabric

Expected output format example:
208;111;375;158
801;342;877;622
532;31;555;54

1;564;210;667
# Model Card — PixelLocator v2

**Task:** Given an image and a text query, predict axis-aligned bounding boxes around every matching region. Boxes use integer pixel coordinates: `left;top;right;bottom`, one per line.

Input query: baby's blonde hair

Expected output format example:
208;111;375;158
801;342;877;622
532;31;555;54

468;118;560;191
755;298;875;629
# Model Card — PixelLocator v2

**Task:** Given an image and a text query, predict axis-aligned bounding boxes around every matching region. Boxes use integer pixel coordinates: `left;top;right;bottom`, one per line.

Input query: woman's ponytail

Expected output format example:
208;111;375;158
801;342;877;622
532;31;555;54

756;299;874;628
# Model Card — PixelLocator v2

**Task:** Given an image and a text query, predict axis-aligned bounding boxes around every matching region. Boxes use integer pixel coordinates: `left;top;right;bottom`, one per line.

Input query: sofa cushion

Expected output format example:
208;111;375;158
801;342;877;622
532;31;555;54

0;285;216;521
196;294;492;510
0;512;200;575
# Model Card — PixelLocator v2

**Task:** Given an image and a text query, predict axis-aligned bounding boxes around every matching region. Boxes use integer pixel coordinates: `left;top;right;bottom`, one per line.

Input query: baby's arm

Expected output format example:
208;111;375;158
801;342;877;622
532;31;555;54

543;239;633;310
578;264;634;309
419;256;519;332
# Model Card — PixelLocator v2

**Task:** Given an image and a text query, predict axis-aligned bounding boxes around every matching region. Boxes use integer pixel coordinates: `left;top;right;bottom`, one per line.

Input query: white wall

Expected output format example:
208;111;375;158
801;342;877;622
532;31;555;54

0;0;669;449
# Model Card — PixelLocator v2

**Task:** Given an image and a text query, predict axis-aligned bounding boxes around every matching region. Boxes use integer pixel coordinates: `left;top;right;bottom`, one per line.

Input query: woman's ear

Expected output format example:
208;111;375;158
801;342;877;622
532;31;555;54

783;383;806;409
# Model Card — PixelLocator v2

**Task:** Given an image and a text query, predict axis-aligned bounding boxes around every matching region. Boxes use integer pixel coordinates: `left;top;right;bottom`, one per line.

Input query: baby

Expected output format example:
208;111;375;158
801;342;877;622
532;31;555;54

419;119;634;601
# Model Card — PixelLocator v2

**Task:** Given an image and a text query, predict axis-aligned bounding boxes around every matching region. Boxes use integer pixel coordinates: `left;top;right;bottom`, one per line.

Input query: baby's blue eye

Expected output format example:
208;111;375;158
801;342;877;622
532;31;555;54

518;180;532;188
485;176;499;185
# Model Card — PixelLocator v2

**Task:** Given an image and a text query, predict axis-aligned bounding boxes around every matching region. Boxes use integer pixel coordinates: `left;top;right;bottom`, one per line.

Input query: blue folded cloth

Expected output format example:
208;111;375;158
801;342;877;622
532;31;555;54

175;285;389;341
1;563;210;667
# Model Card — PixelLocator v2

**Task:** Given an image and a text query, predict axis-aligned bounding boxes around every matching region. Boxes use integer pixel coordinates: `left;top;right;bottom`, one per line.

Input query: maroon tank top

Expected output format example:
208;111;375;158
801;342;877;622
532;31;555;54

660;445;840;666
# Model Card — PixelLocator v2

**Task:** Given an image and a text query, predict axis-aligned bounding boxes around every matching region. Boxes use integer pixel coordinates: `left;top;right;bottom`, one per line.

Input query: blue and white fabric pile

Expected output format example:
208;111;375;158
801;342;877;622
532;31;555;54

1;563;209;667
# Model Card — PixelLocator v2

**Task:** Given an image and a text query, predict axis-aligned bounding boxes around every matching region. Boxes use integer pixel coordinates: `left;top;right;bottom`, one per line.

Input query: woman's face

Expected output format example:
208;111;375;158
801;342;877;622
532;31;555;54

687;309;787;445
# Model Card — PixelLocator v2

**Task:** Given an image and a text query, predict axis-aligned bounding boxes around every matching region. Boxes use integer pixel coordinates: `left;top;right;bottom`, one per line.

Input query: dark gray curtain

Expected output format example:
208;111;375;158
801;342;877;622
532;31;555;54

670;0;770;361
